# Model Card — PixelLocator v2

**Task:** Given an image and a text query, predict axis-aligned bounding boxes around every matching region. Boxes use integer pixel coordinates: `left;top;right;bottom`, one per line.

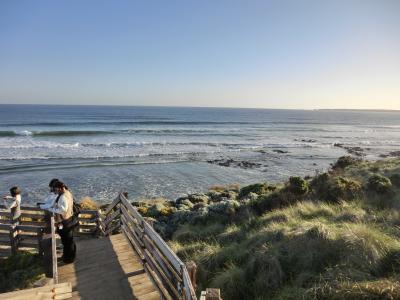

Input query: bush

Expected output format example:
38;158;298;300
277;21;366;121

147;202;173;217
378;249;400;276
0;252;44;292
239;183;270;199
211;264;247;300
208;200;240;219
309;277;400;300
311;174;362;203
244;250;284;295
79;197;98;210
251;192;285;214
188;194;209;204
332;156;362;170
288;176;309;195
389;173;400;188
367;174;393;194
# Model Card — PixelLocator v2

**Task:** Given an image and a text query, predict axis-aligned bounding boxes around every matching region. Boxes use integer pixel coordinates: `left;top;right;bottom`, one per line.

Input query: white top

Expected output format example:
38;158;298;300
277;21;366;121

3;194;21;209
39;193;57;210
3;194;21;219
47;190;73;220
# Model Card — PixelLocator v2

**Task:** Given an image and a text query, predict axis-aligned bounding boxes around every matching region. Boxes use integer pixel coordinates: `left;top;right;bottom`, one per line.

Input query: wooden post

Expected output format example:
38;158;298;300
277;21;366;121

51;216;58;284
9;208;19;255
205;289;221;300
42;215;53;278
37;227;44;255
186;261;197;291
146;218;155;228
95;209;103;237
9;224;18;255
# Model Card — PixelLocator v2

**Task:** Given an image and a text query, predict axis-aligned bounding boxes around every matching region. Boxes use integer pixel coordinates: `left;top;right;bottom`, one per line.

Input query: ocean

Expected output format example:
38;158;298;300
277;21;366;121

0;105;399;204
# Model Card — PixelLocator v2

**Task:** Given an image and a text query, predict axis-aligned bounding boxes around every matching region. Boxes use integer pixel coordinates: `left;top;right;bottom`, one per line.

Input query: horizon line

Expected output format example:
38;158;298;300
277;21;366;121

0;103;399;112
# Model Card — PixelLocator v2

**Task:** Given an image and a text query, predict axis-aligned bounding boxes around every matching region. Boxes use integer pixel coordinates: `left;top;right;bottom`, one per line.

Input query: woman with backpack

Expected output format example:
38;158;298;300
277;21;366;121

47;181;77;264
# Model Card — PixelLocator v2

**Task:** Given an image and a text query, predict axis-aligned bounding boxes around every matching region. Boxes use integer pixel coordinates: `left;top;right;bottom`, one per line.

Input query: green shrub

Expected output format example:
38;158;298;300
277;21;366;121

288;176;309;195
211;264;247;300
208;200;240;219
378;249;400;276
0;252;44;292
239;183;270;199
147;202;173;217
367;174;393;194
251;192;285;214
389;173;400;188
244;250;284;294
332;155;362;170
311;175;362;203
309;277;400;300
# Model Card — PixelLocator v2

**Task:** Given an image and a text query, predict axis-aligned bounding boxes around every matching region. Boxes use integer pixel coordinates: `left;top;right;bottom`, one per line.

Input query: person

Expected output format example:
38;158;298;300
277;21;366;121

37;178;59;210
2;186;22;223
47;181;76;263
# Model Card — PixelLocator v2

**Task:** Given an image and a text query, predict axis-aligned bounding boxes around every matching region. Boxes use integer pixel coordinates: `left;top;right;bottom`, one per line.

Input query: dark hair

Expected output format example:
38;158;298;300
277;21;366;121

54;181;66;189
49;178;59;188
10;186;21;197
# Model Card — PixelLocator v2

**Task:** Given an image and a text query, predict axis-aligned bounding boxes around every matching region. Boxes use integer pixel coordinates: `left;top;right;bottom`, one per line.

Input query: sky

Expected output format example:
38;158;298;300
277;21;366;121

0;0;399;109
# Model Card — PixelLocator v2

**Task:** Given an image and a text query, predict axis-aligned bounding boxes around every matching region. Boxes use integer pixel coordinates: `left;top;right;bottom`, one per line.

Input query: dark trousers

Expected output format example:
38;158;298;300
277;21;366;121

57;226;76;263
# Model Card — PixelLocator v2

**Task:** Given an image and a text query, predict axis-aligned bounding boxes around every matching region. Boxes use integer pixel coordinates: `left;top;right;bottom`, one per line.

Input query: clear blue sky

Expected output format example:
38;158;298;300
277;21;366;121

0;0;399;109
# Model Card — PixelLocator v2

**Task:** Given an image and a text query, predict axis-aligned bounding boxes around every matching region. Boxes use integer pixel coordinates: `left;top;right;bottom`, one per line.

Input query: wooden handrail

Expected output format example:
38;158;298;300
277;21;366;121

102;192;200;300
0;206;101;258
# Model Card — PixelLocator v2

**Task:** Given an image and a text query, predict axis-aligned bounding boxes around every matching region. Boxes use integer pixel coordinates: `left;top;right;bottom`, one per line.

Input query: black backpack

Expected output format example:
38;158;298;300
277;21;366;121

72;200;81;217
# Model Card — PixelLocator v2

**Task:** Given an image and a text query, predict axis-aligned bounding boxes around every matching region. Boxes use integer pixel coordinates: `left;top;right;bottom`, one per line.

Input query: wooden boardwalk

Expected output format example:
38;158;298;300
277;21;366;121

58;233;161;300
0;194;218;300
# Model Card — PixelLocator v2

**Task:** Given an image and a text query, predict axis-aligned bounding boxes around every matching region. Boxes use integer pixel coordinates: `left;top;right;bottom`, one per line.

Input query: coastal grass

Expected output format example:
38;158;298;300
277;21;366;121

163;157;400;299
172;202;400;299
0;251;44;293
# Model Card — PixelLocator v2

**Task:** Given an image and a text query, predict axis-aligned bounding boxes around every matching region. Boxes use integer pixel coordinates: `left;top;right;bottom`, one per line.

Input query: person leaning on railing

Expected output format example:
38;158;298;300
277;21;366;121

46;181;77;264
37;178;59;210
37;178;60;226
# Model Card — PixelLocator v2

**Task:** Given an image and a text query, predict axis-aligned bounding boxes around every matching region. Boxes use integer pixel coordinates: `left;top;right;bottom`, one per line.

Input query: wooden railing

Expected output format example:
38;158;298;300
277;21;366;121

0;204;100;257
1;196;222;300
102;193;198;300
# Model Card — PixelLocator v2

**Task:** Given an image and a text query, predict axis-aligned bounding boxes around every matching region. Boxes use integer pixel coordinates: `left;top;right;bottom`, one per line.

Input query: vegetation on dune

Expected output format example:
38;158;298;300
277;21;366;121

0;252;44;293
79;196;99;210
137;156;400;299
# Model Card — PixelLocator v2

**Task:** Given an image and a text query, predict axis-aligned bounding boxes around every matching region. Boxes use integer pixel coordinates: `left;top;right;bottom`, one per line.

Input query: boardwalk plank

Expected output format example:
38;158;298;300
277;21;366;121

58;233;160;300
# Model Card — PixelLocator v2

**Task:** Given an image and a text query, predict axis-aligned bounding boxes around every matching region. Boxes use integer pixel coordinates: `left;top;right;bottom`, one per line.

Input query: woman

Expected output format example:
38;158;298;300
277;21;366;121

48;181;76;263
38;178;59;210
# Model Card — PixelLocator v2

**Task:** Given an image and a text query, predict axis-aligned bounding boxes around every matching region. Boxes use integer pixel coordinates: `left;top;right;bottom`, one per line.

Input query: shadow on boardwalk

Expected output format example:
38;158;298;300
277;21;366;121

58;233;160;300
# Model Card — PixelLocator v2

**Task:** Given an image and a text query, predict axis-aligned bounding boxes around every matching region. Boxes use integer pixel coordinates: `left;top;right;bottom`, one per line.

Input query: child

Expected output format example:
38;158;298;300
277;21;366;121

3;186;22;222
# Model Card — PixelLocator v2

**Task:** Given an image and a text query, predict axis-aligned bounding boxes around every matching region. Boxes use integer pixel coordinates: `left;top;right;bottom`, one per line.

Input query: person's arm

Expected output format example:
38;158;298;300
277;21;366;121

3;196;17;209
40;194;56;209
48;194;68;214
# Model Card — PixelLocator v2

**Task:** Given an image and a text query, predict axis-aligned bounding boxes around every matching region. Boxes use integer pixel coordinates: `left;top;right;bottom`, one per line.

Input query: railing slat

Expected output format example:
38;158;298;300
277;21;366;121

104;207;121;227
142;234;182;285
183;268;197;300
121;223;145;260
143;222;183;273
120;205;145;239
143;248;181;299
121;214;145;248
103;195;121;216
119;194;145;223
